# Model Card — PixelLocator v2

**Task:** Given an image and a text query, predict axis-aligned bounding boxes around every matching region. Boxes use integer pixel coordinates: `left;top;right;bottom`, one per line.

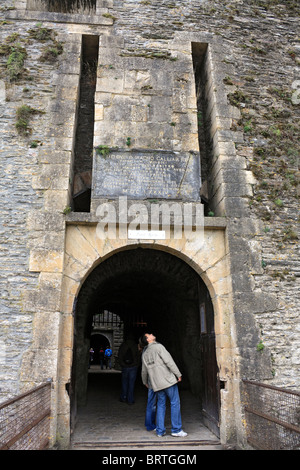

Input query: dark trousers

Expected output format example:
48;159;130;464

120;366;138;404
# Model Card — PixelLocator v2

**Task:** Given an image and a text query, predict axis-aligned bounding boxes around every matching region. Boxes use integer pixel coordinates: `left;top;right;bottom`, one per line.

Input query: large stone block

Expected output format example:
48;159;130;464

27;210;65;232
32;310;61;349
29;249;64;273
31;164;70;191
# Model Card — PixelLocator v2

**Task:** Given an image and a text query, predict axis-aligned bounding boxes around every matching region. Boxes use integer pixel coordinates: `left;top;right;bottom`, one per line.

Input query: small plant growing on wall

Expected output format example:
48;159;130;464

95;145;110;158
28;25;54;42
256;340;265;352
0;34;27;82
15;104;44;136
40;41;63;63
63;205;72;214
274;198;284;207
28;24;63;63
6;46;27;81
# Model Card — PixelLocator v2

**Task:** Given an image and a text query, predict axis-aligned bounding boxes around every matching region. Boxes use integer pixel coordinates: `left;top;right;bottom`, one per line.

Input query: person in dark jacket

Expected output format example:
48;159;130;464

118;334;140;404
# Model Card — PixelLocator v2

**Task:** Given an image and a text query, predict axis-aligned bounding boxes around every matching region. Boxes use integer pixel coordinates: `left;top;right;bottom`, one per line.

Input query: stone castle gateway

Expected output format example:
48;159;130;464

0;0;299;449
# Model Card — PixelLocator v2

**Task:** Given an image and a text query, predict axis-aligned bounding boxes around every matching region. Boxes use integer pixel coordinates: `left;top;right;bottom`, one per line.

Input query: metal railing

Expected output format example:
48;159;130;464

0;381;52;450
243;379;300;450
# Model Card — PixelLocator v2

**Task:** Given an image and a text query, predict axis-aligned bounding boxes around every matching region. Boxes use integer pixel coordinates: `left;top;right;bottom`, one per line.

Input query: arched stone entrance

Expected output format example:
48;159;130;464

57;223;238;448
72;248;219;435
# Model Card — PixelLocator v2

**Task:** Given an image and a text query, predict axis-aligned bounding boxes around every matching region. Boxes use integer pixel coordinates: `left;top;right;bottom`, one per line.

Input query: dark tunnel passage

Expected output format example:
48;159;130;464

71;247;219;435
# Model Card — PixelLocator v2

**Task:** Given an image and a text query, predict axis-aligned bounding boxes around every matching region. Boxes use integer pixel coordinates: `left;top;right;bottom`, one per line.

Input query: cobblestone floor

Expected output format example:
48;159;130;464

71;367;221;450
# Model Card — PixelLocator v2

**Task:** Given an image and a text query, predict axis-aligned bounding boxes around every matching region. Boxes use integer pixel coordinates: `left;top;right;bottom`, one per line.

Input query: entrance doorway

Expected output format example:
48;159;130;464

70;247;220;440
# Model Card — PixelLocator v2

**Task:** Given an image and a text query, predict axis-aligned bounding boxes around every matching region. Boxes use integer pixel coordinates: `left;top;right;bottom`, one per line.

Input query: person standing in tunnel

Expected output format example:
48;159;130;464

118;333;140;404
141;333;187;438
139;337;157;431
99;346;105;370
104;346;112;369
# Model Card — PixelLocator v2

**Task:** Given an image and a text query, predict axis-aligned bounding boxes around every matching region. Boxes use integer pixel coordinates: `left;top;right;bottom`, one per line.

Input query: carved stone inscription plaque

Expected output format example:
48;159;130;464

92;149;201;200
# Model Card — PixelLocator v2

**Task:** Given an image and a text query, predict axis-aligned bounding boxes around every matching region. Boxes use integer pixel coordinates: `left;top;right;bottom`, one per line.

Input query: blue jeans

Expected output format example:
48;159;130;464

145;388;157;431
120;366;138;404
156;384;182;435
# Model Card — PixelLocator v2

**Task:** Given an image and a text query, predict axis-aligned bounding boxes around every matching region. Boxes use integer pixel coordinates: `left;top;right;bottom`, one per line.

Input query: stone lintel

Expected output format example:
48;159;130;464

65;208;226;230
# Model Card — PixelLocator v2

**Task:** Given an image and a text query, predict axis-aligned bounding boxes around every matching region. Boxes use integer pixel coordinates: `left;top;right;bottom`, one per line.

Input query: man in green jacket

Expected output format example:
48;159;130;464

141;333;187;438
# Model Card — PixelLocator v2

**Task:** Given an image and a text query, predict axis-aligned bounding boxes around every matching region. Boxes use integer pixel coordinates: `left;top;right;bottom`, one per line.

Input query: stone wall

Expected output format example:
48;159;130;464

0;0;299;448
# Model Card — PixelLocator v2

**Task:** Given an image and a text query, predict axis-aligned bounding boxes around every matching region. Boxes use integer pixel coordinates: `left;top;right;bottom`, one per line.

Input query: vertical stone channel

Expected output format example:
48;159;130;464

72;35;99;212
191;43;211;214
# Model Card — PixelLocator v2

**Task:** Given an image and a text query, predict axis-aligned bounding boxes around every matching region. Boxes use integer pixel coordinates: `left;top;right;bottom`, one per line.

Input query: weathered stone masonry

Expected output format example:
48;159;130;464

0;0;299;449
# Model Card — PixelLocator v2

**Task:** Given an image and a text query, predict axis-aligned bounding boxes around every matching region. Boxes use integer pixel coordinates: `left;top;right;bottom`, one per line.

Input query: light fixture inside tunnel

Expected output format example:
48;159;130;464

133;321;148;327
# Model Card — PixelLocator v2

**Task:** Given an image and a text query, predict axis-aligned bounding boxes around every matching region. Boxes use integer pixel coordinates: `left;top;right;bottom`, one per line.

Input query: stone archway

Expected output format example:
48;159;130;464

73;246;221;436
57;223;237;448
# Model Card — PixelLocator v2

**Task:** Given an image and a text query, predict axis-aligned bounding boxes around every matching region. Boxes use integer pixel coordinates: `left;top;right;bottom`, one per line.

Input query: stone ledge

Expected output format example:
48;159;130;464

5;9;114;25
65;210;227;230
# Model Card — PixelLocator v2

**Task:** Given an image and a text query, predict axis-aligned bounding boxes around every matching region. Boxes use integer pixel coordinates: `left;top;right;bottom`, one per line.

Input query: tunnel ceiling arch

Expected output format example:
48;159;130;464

75;247;209;335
